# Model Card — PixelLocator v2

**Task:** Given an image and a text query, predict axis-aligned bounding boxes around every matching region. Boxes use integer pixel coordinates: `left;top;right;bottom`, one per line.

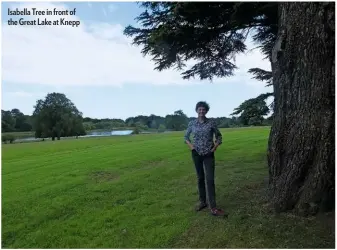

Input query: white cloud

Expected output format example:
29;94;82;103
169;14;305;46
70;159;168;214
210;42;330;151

6;91;48;98
7;91;34;97
108;4;117;13
2;2;271;88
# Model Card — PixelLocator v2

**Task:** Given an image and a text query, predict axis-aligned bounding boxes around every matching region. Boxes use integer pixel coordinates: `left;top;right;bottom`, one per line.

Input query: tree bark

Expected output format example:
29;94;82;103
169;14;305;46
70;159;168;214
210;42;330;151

268;2;335;215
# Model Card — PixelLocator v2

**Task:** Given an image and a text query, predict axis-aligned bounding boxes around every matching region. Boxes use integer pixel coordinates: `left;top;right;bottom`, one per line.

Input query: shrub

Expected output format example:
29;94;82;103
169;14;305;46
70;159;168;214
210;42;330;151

158;124;166;133
179;124;187;130
8;134;15;143
2;134;16;144
132;127;141;135
2;135;8;144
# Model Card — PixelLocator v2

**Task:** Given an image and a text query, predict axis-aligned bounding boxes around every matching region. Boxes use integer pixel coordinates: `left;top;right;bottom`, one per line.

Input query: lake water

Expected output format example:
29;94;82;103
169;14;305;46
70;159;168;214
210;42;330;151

86;130;133;137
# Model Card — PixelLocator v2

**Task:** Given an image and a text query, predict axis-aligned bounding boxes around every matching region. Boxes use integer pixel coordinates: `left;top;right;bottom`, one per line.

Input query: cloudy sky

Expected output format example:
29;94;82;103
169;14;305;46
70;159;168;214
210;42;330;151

2;1;272;119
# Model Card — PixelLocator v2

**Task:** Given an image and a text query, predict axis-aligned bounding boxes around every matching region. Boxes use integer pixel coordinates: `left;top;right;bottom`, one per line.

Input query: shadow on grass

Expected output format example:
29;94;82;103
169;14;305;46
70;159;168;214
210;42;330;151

89;171;120;183
168;178;335;249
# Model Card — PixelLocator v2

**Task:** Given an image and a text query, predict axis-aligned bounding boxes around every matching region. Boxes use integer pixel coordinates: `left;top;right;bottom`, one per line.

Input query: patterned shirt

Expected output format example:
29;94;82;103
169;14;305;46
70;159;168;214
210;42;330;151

184;118;222;156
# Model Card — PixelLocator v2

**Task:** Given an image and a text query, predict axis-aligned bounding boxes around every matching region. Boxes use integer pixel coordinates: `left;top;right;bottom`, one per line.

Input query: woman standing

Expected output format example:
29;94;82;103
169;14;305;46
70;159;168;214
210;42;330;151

184;101;225;216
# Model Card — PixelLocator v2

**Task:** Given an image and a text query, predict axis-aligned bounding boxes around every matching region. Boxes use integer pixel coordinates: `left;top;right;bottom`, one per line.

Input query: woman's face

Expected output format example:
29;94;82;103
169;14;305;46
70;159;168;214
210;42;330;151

197;106;207;118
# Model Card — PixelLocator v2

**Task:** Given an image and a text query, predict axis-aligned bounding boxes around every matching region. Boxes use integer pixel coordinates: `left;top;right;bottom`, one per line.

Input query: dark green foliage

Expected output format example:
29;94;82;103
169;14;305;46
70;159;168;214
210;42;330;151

235;69;274;122
83;117;126;131
2;110;16;132
231;93;272;126
2;109;33;133
165;110;189;131
132;127;141;134
134;121;148;131
2;134;16;144
124;2;278;80
248;68;273;87
4;107;271;138
33;93;86;140
158;124;166;133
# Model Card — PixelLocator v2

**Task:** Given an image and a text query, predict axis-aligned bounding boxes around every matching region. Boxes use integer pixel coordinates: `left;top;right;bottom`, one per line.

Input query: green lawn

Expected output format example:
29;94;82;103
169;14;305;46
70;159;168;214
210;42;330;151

2;127;334;248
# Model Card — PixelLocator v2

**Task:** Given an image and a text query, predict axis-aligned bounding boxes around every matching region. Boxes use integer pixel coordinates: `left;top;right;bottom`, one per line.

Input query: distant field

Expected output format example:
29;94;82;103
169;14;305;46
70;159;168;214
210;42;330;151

2;131;35;139
2;127;334;248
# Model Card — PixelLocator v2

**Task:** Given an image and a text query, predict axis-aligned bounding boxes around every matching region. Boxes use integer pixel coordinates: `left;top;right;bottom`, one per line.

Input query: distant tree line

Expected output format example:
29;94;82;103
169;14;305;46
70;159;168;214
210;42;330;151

2;109;33;132
82;110;252;132
2;92;273;139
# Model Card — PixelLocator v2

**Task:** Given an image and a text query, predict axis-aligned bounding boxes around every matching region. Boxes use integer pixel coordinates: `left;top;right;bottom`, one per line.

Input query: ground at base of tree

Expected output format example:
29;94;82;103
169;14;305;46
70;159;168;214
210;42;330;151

2;127;334;248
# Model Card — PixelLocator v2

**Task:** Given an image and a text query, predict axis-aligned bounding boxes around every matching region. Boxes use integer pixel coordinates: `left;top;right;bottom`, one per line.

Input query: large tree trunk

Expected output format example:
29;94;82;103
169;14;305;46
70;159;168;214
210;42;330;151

268;2;335;215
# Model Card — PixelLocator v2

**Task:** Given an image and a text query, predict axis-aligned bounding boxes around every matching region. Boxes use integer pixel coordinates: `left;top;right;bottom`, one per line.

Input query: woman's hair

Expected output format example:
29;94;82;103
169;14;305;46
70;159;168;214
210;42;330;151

195;101;210;112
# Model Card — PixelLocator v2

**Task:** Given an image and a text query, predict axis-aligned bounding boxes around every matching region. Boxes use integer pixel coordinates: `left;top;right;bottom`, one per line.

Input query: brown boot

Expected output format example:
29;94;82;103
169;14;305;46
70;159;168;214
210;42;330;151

210;208;226;216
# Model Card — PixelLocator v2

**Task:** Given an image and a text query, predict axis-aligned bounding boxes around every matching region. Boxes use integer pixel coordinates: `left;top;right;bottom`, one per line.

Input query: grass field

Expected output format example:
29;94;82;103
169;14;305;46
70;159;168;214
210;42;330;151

2;127;334;248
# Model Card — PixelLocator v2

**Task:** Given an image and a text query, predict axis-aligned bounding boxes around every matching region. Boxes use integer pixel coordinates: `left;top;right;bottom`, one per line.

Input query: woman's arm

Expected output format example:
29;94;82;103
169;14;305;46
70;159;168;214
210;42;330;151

212;120;222;151
184;121;194;150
